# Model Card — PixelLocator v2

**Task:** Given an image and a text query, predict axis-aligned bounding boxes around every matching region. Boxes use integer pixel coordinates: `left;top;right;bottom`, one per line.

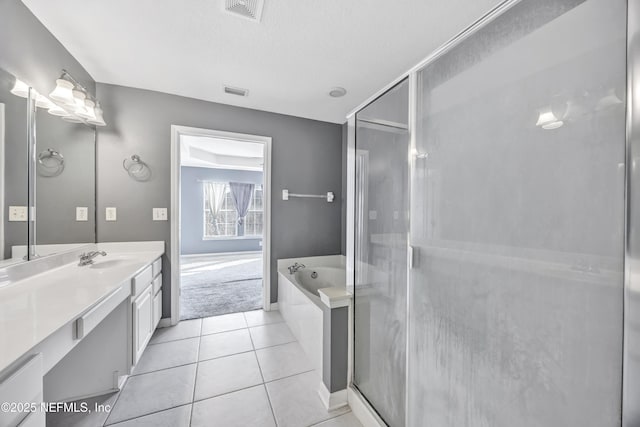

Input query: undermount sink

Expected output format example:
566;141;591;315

90;259;129;269
89;256;137;270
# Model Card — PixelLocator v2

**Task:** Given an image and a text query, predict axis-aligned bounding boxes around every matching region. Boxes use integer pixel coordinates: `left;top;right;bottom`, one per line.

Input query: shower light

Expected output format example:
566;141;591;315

596;88;623;111
536;109;563;130
10;79;30;98
49;79;75;106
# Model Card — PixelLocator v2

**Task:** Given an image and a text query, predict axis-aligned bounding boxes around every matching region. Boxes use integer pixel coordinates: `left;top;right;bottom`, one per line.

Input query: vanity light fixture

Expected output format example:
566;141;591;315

47;70;107;126
49;78;75;105
87;103;106;127
10;79;30;98
536;108;564;130
47;104;68;116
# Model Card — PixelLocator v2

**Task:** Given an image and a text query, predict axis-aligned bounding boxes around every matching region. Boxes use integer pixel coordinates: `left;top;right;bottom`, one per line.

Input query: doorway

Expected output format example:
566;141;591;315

170;126;272;325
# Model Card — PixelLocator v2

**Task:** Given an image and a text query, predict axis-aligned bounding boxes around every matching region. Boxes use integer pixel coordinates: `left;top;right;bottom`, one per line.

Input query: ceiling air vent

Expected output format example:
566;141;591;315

224;85;249;97
225;0;264;22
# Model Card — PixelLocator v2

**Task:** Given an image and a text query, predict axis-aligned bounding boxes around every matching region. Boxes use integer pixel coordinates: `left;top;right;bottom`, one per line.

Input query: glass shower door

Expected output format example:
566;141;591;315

354;79;409;427
408;0;627;426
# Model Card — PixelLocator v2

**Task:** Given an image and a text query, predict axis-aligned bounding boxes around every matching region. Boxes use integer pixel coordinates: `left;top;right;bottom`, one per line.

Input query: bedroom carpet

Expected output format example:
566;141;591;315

180;254;262;320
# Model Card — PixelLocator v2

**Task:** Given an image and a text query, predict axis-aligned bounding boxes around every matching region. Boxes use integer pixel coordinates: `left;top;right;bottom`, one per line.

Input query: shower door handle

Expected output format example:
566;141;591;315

408;245;417;269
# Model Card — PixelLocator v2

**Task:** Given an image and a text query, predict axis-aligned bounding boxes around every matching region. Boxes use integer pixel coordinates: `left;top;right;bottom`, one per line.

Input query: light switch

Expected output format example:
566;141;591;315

369;210;377;220
9;206;28;222
105;207;117;221
152;208;168;221
76;207;88;221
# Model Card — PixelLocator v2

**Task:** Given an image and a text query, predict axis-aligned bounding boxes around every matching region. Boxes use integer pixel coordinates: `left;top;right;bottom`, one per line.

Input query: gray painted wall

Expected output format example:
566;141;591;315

181;166;263;255
0;0;96;258
96;83;343;316
35;109;96;247
0;0;95;102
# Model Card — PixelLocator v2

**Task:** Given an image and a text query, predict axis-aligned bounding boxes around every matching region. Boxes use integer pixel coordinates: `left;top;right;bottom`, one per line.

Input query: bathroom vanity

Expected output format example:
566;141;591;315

0;241;164;427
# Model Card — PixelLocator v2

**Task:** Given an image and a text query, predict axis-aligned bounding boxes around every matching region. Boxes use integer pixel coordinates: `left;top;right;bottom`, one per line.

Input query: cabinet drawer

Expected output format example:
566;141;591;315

76;286;128;339
153;290;162;328
132;265;153;297
0;354;43;427
152;274;162;295
152;258;162;277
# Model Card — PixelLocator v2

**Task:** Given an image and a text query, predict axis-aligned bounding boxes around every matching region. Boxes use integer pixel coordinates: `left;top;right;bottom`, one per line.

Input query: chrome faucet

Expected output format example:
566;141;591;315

78;251;107;266
288;262;305;274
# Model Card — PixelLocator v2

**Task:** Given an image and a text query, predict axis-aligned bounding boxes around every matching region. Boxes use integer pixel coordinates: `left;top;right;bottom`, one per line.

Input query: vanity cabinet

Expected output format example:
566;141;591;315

131;258;162;365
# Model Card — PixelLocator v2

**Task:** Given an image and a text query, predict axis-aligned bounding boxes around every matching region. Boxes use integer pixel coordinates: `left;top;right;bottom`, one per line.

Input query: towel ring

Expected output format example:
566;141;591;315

37;148;65;177
123;154;151;181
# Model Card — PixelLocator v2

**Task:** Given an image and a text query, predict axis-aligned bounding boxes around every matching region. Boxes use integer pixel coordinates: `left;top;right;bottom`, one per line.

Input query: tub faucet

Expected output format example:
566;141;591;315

288;262;305;274
78;251;107;266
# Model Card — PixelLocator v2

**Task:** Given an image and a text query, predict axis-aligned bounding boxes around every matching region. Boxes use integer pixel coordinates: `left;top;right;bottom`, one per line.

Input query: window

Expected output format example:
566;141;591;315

203;183;263;238
204;184;237;237
245;185;263;236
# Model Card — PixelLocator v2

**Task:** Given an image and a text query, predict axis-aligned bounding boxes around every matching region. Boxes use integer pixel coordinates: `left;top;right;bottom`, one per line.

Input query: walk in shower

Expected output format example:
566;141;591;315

350;0;637;425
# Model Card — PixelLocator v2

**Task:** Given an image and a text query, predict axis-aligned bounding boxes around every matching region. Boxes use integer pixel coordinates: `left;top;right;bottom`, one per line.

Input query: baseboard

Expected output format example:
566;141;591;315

268;302;279;311
158;318;172;328
348;386;386;427
318;382;348;411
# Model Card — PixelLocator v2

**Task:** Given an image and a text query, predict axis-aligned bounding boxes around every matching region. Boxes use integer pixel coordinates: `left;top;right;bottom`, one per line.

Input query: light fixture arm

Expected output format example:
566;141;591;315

60;69;98;103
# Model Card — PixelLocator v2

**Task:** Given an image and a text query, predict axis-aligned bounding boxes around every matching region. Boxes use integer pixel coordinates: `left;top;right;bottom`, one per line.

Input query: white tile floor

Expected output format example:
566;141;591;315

49;310;362;427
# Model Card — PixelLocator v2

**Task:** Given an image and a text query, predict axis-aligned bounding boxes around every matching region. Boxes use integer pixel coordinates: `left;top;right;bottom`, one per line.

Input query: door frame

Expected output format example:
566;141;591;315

170;125;273;326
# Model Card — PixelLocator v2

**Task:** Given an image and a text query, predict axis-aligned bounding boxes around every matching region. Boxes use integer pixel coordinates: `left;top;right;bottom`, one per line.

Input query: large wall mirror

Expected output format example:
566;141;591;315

0;66;96;267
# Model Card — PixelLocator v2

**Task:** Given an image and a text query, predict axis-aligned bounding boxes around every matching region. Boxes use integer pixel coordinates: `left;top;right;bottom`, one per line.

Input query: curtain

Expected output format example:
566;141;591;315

229;182;255;225
204;182;227;233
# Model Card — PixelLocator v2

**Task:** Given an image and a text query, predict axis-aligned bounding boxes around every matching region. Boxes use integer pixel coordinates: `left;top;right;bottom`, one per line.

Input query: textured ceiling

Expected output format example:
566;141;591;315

22;0;501;123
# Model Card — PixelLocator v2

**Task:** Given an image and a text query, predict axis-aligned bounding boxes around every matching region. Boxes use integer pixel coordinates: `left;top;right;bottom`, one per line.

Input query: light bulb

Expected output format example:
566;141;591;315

49;79;75;106
10;79;30;98
87;104;106;126
78;98;96;120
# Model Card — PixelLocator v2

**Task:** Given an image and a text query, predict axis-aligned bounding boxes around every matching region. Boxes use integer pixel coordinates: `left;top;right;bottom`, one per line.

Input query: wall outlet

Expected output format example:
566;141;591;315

9;206;28;222
105;207;117;221
76;207;89;221
152;208;168;221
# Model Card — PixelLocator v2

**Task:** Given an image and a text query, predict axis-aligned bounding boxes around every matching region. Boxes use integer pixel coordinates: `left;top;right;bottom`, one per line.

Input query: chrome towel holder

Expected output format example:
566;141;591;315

123;154;151;181
37;148;65;177
282;189;334;203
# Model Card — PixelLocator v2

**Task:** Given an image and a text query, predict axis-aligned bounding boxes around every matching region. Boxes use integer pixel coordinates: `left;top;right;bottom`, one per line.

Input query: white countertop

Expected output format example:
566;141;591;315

0;242;164;374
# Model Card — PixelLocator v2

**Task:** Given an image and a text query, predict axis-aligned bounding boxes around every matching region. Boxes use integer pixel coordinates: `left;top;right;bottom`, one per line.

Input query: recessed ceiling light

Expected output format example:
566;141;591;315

225;0;264;22
329;87;347;98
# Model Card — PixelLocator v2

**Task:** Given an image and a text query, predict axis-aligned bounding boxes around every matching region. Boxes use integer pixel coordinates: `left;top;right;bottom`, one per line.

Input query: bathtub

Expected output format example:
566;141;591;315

277;255;346;375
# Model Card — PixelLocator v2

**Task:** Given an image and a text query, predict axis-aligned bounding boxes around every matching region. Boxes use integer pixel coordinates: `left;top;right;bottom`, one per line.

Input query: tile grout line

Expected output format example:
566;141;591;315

189;321;204;427
108;314;294;426
105;403;193;427
246;319;279;426
185;368;319;406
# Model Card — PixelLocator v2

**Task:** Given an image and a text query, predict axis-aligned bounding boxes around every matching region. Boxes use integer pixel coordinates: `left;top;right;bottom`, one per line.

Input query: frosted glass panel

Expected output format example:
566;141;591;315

409;0;626;426
354;79;409;427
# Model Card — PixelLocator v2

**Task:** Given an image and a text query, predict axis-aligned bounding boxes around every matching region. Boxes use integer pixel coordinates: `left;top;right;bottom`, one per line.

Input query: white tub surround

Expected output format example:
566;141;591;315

0;241;164;426
277;255;351;411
